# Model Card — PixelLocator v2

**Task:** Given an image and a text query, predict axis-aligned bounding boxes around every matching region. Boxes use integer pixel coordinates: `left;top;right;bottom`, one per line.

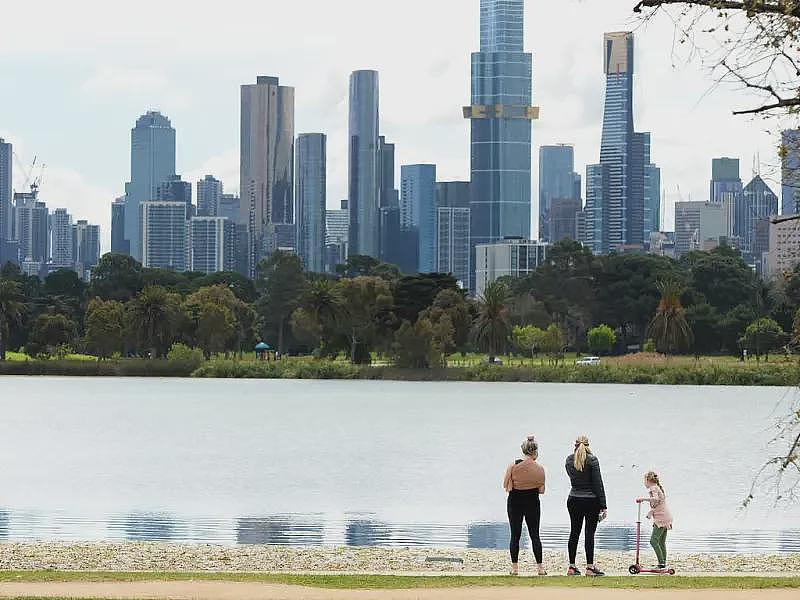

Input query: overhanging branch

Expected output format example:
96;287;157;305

634;0;800;18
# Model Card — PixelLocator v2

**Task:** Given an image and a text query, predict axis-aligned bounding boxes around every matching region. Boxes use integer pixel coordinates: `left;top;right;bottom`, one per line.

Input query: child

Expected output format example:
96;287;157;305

636;471;673;569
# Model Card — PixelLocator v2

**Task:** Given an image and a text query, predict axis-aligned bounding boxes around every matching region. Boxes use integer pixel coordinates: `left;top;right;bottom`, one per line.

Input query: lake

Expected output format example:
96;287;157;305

0;377;797;553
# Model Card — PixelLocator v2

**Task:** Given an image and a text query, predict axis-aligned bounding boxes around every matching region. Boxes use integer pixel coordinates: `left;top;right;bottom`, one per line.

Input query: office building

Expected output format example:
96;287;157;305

710;158;743;204
436;181;471;286
140;201;188;272
325;200;350;273
218;194;240;223
584;33;658;254
400;164;437;273
539;145;580;240
197;175;223;217
674;201;727;256
766;215;800;277
296;133;327;273
549;197;582;242
782;129;800;215
157;174;193;218
50;208;74;268
190;217;236;273
111;197;129;255
348;70;380;258
124;111;176;260
240;75;295;276
0;139;11;263
738;175;778;258
72;220;100;280
465;0;536;283
475;238;548;298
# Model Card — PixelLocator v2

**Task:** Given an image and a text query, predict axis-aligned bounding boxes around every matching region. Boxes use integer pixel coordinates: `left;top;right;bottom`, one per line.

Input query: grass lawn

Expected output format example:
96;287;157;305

0;571;798;590
6;351;98;362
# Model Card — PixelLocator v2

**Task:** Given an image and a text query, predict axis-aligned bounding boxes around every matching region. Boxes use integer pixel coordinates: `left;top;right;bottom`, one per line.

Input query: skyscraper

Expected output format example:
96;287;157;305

111;197;130;255
296;133;327;273
50;208;74;268
15;195;49;265
189;217;236;273
197;175;223;217
219;194;241;223
348;70;380;259
740;175;778;260
157;175;193;218
674;201;727;256
124;111;176;260
140;201;188;272
465;0;536;285
325;199;350;273
72;220;100;280
436;181;471;286
539;145;580;241
240;76;295;277
584;33;657;254
0;139;11;263
401;164;438;273
710;158;742;203
782;129;800;215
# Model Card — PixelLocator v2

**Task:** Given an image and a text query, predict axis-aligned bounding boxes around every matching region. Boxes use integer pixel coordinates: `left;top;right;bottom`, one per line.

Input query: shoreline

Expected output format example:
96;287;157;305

1;543;798;575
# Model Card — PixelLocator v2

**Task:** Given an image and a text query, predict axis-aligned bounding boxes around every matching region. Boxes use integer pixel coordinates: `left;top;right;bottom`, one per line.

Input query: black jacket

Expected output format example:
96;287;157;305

565;453;607;510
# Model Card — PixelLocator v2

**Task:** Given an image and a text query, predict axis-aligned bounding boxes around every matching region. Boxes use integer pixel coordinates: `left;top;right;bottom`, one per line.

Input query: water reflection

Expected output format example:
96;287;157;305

346;518;392;547
236;516;324;545
0;510;9;540
468;522;515;550
109;513;183;542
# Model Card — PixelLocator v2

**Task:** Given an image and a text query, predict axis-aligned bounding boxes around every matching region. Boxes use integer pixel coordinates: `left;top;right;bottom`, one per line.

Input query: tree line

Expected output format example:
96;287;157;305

1;241;799;364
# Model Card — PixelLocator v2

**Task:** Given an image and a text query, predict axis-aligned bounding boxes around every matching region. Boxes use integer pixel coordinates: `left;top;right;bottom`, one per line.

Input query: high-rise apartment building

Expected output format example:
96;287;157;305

189;217;236;273
111;197;129;255
124;111;176;260
348;70;380;259
401;164;438;273
0;139;11;263
240;76;295;277
539;145;580;241
157;175;193;218
72;220;100;280
674;201;727;256
436;181;471;287
465;0;536;282
325;199;350;273
197;175;223;217
50;208;74;268
218;194;241;223
584;33;658;254
140;201;188;272
782;129;800;215
14;194;49;265
296;133;327;273
766;215;800;277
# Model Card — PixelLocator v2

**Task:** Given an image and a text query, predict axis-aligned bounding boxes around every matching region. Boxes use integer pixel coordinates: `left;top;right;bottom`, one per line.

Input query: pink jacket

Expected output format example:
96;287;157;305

646;485;673;529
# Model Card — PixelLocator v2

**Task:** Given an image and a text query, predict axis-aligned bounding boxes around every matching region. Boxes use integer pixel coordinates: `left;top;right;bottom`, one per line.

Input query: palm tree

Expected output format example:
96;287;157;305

472;280;511;363
127;286;179;358
300;279;342;355
0;280;25;360
647;279;694;355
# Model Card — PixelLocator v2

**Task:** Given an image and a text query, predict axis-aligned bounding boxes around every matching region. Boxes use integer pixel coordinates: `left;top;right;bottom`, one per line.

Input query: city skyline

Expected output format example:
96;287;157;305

0;0;791;253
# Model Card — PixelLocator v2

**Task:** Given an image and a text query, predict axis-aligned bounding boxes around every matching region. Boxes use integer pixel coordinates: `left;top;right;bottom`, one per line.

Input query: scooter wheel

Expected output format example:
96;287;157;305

668;569;676;575
629;565;641;575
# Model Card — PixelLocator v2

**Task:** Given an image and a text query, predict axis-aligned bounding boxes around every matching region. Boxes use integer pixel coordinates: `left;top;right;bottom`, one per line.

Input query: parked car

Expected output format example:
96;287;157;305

575;356;601;366
483;357;504;366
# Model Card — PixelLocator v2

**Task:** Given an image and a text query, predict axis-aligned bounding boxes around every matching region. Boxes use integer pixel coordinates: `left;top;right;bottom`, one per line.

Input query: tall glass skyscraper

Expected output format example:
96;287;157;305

400;164;437;273
296;133;327;273
781;129;800;215
348;70;380;259
585;32;657;253
0;139;11;262
124;111;176;261
111;197;129;255
197;175;223;217
240;76;295;277
539;145;580;241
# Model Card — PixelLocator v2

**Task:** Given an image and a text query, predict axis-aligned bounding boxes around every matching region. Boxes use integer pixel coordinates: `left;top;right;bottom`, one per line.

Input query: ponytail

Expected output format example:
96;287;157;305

574;435;591;471
646;471;665;494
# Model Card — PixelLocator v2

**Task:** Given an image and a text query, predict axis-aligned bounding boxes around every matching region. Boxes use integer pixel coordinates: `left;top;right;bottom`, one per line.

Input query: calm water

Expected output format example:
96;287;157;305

0;377;797;553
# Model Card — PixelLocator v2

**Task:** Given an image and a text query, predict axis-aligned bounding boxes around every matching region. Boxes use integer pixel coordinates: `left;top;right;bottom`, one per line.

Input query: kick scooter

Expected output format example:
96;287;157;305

628;498;676;575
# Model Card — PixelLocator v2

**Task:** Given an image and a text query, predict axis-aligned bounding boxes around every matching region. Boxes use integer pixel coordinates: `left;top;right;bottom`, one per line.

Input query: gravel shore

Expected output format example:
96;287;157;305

0;543;798;574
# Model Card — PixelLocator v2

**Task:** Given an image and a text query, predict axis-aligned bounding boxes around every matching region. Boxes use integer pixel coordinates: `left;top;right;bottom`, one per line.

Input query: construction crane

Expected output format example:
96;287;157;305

11;153;45;199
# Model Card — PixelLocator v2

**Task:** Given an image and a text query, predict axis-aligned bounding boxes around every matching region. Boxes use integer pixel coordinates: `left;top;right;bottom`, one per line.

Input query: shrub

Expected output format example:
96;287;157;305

167;343;205;367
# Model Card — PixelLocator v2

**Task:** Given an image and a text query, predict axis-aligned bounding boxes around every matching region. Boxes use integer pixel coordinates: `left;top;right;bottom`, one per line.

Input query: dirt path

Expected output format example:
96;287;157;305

0;582;796;600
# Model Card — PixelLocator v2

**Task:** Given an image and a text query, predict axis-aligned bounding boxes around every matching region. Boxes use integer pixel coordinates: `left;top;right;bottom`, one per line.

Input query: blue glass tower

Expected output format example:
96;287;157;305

781;129;800;215
465;0;536;287
400;164;437;273
296;133;327;273
539;145;580;241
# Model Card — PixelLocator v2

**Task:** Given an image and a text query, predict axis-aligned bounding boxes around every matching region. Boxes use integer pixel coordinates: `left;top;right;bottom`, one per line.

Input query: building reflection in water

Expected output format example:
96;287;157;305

595;525;636;552
236;516;324;546
0;510;9;540
345;518;392;546
467;522;516;550
111;513;182;542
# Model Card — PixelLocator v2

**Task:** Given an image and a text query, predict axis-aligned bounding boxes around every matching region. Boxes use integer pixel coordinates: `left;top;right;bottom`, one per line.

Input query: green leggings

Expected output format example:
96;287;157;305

650;525;668;565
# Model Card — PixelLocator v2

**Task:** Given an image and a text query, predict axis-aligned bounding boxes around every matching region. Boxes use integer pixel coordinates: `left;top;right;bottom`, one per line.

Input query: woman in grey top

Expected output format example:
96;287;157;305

565;435;607;576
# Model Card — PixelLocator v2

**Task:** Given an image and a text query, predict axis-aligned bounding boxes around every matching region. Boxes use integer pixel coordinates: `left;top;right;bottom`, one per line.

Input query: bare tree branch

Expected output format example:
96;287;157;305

635;1;800;19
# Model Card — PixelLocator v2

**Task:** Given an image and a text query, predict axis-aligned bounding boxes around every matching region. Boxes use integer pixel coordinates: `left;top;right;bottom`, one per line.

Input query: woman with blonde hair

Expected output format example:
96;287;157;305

564;435;607;576
502;435;547;576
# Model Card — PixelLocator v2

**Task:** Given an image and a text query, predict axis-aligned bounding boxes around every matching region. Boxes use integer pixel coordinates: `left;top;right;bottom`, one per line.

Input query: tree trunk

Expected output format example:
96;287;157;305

278;318;285;354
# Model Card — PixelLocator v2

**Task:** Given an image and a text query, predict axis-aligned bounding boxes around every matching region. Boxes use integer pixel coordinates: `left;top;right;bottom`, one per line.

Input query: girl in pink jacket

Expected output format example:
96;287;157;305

636;471;673;569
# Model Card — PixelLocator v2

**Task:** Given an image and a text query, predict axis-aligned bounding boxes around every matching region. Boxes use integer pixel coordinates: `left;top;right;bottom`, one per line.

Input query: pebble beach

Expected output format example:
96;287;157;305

0;542;798;575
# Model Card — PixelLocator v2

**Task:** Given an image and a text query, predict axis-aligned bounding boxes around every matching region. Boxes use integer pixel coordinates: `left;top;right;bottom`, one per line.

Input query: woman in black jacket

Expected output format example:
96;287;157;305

565;435;607;576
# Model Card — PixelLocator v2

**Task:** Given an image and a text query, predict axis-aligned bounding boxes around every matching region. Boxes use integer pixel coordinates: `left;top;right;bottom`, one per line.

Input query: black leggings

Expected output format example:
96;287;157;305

567;496;601;565
507;489;543;564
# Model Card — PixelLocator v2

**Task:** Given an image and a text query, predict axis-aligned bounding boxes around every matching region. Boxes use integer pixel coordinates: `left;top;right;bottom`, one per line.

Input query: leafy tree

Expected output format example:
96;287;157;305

741;317;787;361
0;279;25;360
25;313;75;358
195;272;258;303
719;304;759;355
390;317;452;369
126;285;181;358
256;251;308;354
541;323;566;365
166;342;204;367
293;279;342;355
684;248;757;314
472;281;511;362
647;279;694;355
84;298;126;359
91;254;145;302
195;303;234;358
336;276;394;364
337;255;401;281
184;285;252;356
512;325;545;359
394;274;460;323
418;288;473;355
587;324;616;356
686;303;722;356
44;269;87;300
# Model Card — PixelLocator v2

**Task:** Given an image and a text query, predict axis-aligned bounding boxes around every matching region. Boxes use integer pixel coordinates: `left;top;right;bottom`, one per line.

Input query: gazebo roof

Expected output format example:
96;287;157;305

255;342;271;351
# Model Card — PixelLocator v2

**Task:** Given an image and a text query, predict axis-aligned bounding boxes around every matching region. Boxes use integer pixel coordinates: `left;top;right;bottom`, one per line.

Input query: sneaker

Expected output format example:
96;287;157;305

585;567;605;577
657;564;667;570
567;566;582;576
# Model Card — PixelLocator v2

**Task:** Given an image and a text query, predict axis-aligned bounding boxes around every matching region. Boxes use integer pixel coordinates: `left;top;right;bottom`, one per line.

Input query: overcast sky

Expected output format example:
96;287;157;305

0;0;786;251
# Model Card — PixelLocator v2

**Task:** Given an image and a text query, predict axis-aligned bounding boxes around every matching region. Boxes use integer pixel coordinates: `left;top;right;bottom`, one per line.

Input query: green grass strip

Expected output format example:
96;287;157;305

0;571;798;590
